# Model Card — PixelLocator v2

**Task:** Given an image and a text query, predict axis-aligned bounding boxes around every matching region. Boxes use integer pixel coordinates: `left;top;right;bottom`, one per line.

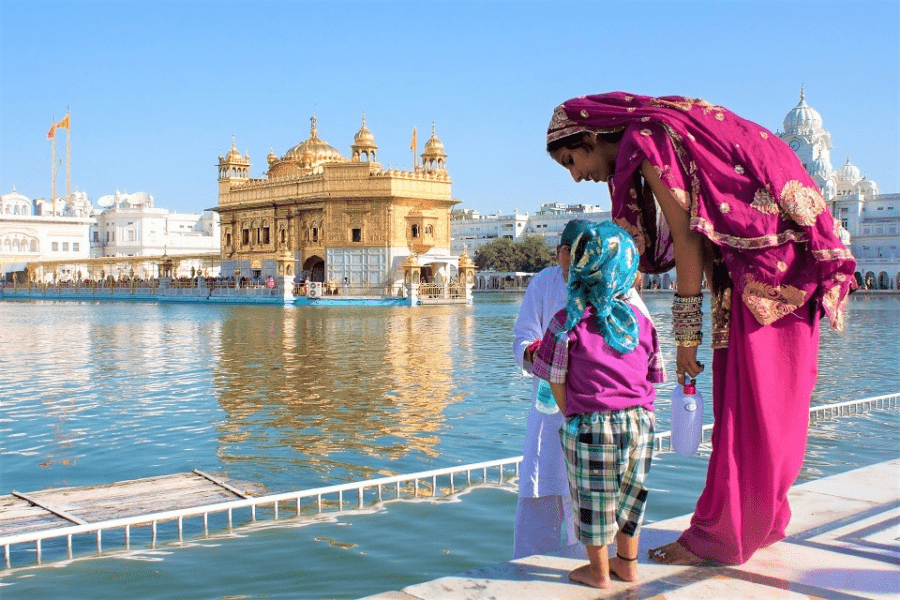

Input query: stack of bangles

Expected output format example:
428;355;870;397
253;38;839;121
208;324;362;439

672;294;703;347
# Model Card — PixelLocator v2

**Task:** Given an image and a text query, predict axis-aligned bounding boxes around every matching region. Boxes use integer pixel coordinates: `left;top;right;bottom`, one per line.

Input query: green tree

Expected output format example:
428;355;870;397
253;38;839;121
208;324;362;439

474;238;518;271
474;236;556;272
516;235;556;272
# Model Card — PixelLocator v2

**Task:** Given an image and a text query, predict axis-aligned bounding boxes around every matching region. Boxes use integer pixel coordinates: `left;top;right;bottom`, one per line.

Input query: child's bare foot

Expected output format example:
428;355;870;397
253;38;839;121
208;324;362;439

609;553;639;582
568;563;610;588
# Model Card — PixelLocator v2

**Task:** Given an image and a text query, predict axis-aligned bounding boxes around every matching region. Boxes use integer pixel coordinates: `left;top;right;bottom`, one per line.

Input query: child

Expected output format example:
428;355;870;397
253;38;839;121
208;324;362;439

532;221;666;589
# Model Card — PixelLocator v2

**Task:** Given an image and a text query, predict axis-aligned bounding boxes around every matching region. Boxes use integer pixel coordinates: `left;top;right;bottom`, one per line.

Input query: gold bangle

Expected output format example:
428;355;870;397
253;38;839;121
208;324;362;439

674;339;702;348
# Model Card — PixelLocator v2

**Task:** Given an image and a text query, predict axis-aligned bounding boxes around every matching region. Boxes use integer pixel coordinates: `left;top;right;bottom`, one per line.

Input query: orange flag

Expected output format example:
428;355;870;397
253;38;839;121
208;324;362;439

47;125;55;139
410;127;417;152
56;114;70;129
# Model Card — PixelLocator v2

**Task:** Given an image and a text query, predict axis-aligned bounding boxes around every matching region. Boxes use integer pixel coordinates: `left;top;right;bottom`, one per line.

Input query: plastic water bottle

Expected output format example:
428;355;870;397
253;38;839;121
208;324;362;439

671;378;703;456
535;379;559;414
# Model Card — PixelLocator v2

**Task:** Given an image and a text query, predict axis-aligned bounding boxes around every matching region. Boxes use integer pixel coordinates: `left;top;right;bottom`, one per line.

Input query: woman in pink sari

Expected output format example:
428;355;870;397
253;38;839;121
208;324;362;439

546;92;856;566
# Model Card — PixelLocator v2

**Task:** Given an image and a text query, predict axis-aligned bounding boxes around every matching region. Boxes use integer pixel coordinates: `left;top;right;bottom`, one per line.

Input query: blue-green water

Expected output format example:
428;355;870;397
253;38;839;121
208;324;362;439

0;294;897;599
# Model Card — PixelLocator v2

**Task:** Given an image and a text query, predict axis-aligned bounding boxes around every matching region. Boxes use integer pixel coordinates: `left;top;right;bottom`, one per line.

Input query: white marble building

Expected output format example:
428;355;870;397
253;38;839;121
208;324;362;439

451;202;609;255
778;88;899;289
1;188;94;278
90;190;220;258
1;187;220;280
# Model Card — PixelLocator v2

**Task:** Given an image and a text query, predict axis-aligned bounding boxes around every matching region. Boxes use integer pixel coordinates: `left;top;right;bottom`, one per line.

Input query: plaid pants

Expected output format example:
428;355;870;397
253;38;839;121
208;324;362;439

560;406;655;547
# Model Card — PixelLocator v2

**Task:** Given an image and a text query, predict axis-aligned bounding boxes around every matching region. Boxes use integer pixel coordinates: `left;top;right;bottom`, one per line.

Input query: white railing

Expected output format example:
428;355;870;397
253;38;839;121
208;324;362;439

3;393;897;569
807;392;899;421
418;283;467;300
1;457;522;569
0;282;286;302
652;392;899;451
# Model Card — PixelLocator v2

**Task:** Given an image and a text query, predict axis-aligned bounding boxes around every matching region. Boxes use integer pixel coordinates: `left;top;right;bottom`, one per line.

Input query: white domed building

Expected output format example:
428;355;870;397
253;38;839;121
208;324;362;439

779;87;899;290
89;189;220;262
0;187;94;280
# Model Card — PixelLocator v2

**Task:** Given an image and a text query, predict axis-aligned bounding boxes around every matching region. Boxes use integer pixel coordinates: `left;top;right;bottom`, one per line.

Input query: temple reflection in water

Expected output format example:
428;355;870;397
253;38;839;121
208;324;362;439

212;305;474;480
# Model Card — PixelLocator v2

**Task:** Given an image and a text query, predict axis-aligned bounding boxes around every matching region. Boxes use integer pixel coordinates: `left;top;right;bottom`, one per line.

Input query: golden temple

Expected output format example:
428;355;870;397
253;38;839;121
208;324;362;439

214;114;461;292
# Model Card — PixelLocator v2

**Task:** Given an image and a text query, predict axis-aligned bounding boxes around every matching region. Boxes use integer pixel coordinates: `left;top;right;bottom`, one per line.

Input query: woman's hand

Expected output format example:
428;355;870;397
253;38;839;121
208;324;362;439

676;345;704;384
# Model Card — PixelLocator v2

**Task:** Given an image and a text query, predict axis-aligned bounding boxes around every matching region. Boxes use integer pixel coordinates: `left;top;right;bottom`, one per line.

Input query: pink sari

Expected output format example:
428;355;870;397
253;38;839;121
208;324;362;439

548;92;855;563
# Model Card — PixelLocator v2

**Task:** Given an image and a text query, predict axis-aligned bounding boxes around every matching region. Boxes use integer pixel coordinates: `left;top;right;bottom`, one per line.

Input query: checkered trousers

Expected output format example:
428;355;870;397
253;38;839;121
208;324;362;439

560;406;655;547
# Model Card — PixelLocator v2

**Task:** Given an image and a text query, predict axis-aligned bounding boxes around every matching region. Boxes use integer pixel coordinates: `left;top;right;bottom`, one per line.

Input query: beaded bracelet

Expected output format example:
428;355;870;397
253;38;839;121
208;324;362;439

672;294;703;347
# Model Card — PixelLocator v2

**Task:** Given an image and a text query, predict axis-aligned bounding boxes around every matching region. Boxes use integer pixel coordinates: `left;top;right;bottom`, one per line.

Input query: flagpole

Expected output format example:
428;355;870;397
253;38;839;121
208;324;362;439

66;110;71;202
51;116;56;214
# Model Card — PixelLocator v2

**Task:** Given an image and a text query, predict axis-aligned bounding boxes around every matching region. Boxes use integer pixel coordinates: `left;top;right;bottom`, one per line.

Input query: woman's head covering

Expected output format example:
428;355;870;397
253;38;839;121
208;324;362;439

546;92;857;331
558;220;639;354
546;102;626;144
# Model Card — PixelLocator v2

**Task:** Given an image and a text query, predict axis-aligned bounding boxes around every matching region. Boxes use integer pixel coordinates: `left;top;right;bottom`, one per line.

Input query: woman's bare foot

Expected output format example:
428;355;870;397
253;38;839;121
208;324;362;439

568;563;610;588
648;541;706;565
609;553;639;582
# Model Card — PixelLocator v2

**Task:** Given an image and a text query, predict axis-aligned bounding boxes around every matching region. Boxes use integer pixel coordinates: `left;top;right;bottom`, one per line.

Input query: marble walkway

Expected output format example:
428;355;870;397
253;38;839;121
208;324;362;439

362;458;899;600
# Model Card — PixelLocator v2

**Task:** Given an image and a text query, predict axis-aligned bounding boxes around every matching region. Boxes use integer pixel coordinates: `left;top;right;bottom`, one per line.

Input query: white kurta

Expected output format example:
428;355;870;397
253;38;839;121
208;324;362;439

513;265;569;498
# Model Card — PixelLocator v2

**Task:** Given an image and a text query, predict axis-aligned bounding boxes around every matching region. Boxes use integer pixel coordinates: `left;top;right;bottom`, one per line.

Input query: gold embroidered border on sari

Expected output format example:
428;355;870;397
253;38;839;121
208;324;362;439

692;217;808;250
740;275;807;326
813;247;854;261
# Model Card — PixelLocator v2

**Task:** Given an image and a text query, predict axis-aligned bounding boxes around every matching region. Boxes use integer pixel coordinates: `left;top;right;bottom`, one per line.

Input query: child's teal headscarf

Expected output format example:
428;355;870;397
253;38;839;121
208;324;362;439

558;221;640;354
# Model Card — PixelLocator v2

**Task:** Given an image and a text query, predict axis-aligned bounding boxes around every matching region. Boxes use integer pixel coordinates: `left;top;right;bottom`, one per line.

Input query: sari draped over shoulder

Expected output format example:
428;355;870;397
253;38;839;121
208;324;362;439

547;92;857;330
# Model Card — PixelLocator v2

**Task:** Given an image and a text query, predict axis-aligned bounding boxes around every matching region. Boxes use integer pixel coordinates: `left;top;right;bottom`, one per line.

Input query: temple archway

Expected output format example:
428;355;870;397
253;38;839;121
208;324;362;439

303;255;325;282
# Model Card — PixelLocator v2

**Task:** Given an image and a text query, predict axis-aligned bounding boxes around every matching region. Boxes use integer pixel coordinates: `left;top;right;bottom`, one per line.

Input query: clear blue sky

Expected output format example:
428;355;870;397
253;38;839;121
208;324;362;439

2;0;898;216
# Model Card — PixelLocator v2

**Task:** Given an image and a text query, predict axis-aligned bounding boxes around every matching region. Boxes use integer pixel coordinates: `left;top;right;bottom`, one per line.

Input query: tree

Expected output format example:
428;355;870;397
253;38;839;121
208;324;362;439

475;238;517;271
473;236;556;272
516;235;555;272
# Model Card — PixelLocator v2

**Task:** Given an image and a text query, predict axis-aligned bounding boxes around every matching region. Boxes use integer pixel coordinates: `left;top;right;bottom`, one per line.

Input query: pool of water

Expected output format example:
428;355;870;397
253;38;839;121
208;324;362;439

0;293;897;599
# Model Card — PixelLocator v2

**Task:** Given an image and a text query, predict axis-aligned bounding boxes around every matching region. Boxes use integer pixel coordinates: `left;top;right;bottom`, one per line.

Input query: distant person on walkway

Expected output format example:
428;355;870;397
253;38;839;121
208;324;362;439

546;92;857;565
531;221;665;588
512;219;654;560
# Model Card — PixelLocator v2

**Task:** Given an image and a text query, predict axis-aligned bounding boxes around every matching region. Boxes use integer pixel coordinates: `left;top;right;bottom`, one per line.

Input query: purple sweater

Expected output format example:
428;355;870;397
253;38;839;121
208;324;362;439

532;304;667;417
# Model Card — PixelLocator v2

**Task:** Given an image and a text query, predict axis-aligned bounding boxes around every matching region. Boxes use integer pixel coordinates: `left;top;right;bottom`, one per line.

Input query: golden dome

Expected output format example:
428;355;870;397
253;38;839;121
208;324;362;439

354;111;376;147
224;136;247;163
267;147;278;166
283;115;345;168
423;122;445;156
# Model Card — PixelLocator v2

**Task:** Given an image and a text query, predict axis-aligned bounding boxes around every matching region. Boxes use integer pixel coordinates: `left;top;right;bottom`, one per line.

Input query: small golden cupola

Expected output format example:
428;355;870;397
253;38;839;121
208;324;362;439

421;122;447;171
218;136;250;181
351;111;378;163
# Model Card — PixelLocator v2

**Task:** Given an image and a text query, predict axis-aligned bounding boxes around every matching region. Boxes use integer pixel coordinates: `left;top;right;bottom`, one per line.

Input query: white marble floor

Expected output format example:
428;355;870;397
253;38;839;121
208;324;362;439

361;459;900;600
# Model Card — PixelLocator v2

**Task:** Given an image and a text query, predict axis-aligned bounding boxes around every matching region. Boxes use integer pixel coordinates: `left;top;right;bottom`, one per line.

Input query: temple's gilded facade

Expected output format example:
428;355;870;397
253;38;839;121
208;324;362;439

214;115;460;289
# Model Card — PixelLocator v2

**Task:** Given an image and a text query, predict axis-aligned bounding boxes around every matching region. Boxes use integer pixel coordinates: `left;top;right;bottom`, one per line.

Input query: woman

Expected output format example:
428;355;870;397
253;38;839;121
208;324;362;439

546;92;856;566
